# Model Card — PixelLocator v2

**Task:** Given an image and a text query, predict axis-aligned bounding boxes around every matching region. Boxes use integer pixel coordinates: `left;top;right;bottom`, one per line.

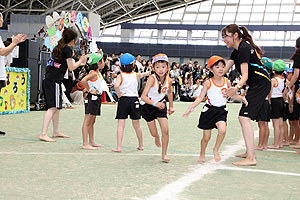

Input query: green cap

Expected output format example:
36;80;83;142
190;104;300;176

262;57;273;70
87;52;103;65
273;59;286;72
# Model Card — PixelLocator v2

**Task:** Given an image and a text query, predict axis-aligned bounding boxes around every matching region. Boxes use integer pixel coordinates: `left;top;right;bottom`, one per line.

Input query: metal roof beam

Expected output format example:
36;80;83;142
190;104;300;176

43;0;73;15
89;0;115;13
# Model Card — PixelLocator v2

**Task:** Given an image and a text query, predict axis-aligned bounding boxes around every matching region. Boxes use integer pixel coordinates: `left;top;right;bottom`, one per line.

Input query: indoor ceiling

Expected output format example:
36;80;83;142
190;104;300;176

0;0;207;29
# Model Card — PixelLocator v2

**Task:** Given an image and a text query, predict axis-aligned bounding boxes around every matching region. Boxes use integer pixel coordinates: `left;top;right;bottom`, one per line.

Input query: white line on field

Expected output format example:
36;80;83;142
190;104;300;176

0;152;210;157
144;132;252;200
266;149;296;153
221;166;300;177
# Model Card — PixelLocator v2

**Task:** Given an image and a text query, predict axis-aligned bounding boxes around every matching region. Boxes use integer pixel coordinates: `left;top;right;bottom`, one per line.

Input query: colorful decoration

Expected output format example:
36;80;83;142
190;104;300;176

43;11;93;51
87;26;92;40
82;17;89;32
71;10;77;26
64;12;71;27
0;67;30;115
77;12;83;27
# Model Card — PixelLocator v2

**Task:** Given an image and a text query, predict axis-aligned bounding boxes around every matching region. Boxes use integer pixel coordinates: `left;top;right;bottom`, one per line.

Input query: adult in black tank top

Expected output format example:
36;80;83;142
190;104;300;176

222;24;271;166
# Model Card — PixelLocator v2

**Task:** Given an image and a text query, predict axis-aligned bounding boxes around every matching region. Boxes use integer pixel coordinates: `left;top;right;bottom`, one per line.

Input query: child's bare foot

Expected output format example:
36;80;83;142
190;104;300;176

289;145;300;149
268;145;280;149
112;148;122;152
235;152;247;158
290;141;297;145
52;133;70;138
263;146;268;150
39;134;56;142
155;135;161;147
232;158;256;166
295;150;300;154
198;155;205;163
82;145;98;150
162;156;170;163
282;141;290;146
90;143;104;147
137;146;144;151
254;146;264;151
213;149;221;162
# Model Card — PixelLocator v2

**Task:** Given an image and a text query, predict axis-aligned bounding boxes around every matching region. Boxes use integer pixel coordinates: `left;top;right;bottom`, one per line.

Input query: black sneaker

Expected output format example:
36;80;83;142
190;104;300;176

0;131;6;136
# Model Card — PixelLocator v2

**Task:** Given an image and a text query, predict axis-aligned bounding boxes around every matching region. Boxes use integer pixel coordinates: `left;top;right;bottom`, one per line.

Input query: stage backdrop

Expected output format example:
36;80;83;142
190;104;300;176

0;67;30;115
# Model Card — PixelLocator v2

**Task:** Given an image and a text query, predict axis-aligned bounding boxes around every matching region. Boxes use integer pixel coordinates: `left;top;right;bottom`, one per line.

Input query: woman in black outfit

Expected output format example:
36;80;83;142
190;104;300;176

39;28;87;142
222;24;271;166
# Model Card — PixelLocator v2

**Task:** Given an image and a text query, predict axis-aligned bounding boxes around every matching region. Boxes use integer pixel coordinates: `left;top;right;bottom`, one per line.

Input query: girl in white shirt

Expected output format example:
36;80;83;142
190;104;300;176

183;56;247;163
141;53;175;163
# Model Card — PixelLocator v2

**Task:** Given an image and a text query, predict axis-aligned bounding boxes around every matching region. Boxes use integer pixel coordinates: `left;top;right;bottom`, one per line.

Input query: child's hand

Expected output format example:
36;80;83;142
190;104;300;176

241;97;248;107
225;87;238;98
155;102;165;110
80;54;88;65
168;107;175;115
182;110;190;117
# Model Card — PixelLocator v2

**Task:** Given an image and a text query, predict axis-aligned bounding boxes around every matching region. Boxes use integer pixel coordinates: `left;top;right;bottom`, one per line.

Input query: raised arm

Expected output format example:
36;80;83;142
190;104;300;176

66;55;87;71
137;71;151;79
0;34;26;56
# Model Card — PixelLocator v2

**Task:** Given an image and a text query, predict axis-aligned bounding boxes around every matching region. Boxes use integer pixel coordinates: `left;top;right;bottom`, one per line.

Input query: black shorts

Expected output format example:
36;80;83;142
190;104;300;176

270;97;284;119
115;97;140;120
43;79;63;109
0;80;6;90
288;101;299;121
140;101;167;122
256;100;271;122
85;93;101;115
283;102;290;121
271;97;284;119
239;79;271;121
198;104;228;130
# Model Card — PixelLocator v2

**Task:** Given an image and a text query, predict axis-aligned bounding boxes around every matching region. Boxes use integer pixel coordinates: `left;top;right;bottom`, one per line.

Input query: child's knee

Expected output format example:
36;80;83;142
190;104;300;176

218;129;226;136
202;136;211;143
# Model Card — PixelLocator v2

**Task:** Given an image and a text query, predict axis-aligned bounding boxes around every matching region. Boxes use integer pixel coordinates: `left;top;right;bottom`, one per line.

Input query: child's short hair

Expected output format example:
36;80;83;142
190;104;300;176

120;64;134;73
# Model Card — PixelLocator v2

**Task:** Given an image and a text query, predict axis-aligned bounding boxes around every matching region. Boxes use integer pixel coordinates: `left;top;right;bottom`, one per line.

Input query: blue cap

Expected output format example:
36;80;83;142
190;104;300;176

120;53;136;66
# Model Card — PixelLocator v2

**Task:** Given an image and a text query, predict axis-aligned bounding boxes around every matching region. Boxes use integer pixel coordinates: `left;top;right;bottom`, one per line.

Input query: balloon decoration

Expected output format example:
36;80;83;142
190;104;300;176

42;11;94;52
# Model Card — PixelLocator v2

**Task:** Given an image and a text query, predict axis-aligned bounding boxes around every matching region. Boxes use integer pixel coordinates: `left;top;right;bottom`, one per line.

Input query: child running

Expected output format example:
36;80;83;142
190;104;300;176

112;53;151;152
81;52;106;150
268;60;286;149
140;53;175;163
182;56;247;163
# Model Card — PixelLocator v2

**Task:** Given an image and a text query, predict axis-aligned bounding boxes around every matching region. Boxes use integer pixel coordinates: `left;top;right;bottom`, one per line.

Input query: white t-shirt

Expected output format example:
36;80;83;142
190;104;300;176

0;36;6;80
192;84;203;97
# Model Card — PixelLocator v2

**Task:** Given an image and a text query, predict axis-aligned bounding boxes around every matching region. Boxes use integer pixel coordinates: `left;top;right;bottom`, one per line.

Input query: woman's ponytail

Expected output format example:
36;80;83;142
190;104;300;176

239;26;263;55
